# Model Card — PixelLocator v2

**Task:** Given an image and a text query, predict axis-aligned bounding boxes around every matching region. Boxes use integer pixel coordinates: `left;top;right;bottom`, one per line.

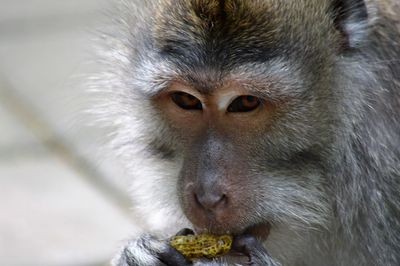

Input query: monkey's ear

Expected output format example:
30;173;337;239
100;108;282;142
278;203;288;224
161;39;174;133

331;0;370;50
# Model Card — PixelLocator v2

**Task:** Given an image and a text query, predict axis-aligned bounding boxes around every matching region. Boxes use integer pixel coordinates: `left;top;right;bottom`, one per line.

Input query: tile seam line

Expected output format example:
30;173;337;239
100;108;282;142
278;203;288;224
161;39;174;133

0;74;133;217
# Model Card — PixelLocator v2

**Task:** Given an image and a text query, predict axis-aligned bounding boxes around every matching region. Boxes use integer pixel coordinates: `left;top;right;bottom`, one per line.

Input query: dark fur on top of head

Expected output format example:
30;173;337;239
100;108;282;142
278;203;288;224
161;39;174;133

91;0;400;265
153;0;339;74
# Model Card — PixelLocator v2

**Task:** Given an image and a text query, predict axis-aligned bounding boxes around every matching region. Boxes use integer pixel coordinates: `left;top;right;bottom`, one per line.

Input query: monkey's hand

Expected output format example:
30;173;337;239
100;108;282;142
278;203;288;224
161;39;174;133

112;231;280;266
112;234;192;266
231;235;282;266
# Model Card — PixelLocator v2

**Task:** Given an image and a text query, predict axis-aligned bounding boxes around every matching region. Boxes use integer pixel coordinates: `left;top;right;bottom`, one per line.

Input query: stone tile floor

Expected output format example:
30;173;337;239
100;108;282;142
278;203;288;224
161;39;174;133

0;1;140;265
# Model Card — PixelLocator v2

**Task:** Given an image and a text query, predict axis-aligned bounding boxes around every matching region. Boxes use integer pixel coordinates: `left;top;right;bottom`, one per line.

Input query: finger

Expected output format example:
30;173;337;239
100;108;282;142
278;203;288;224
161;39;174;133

158;245;192;266
232;234;281;266
232;234;268;257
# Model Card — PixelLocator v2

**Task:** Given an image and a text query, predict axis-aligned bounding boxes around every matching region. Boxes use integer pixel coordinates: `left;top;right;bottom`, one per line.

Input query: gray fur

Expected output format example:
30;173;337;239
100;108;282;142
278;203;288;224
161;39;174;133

89;0;400;265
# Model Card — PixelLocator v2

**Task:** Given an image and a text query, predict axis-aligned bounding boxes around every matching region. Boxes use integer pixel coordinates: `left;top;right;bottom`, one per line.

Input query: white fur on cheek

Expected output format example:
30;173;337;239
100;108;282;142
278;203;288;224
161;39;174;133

129;156;192;237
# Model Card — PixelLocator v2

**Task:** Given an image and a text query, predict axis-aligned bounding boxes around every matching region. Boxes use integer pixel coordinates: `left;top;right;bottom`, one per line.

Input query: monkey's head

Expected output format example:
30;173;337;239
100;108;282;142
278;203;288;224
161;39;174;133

97;0;371;249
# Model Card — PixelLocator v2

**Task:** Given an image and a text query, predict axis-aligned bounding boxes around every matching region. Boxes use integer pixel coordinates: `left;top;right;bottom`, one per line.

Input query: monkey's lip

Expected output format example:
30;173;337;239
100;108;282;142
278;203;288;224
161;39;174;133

194;222;271;241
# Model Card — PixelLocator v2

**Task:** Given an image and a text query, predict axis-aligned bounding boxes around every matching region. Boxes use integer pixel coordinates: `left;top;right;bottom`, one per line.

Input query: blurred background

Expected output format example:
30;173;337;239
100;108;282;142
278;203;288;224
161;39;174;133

0;1;140;265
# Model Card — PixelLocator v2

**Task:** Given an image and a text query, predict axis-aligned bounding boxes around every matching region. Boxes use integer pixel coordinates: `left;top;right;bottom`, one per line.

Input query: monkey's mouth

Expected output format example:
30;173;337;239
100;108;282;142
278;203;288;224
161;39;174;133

194;222;271;241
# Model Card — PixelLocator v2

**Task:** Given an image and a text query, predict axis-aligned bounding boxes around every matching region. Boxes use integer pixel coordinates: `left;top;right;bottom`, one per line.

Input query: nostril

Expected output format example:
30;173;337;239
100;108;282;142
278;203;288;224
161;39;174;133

194;191;227;211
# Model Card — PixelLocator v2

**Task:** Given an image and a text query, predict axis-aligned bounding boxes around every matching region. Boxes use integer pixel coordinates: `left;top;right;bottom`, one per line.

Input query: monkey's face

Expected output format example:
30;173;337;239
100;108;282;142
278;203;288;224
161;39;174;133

154;80;274;233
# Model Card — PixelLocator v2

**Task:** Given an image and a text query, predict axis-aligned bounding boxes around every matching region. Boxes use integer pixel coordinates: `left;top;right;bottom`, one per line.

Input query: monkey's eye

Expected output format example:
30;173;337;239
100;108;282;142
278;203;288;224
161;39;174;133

171;91;203;110
227;95;261;113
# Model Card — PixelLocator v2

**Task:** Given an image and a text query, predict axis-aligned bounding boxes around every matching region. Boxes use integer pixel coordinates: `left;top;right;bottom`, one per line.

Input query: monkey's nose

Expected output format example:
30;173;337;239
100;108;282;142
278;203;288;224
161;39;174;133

194;189;228;211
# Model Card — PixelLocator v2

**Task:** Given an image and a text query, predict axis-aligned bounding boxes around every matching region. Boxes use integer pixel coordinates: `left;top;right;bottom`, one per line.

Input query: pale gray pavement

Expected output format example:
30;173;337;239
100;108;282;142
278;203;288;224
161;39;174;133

0;1;141;265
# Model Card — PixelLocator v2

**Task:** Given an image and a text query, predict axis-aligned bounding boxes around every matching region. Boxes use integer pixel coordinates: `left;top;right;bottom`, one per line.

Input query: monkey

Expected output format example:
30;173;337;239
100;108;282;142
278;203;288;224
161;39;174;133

90;0;400;265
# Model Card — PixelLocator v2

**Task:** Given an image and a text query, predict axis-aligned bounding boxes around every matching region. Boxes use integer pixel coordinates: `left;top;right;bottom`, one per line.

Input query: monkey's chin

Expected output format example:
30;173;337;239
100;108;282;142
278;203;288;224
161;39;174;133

194;222;271;241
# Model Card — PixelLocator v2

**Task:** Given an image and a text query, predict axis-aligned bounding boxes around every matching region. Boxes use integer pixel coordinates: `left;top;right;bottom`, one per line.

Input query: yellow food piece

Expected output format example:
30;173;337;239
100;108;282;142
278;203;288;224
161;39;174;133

170;234;233;260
